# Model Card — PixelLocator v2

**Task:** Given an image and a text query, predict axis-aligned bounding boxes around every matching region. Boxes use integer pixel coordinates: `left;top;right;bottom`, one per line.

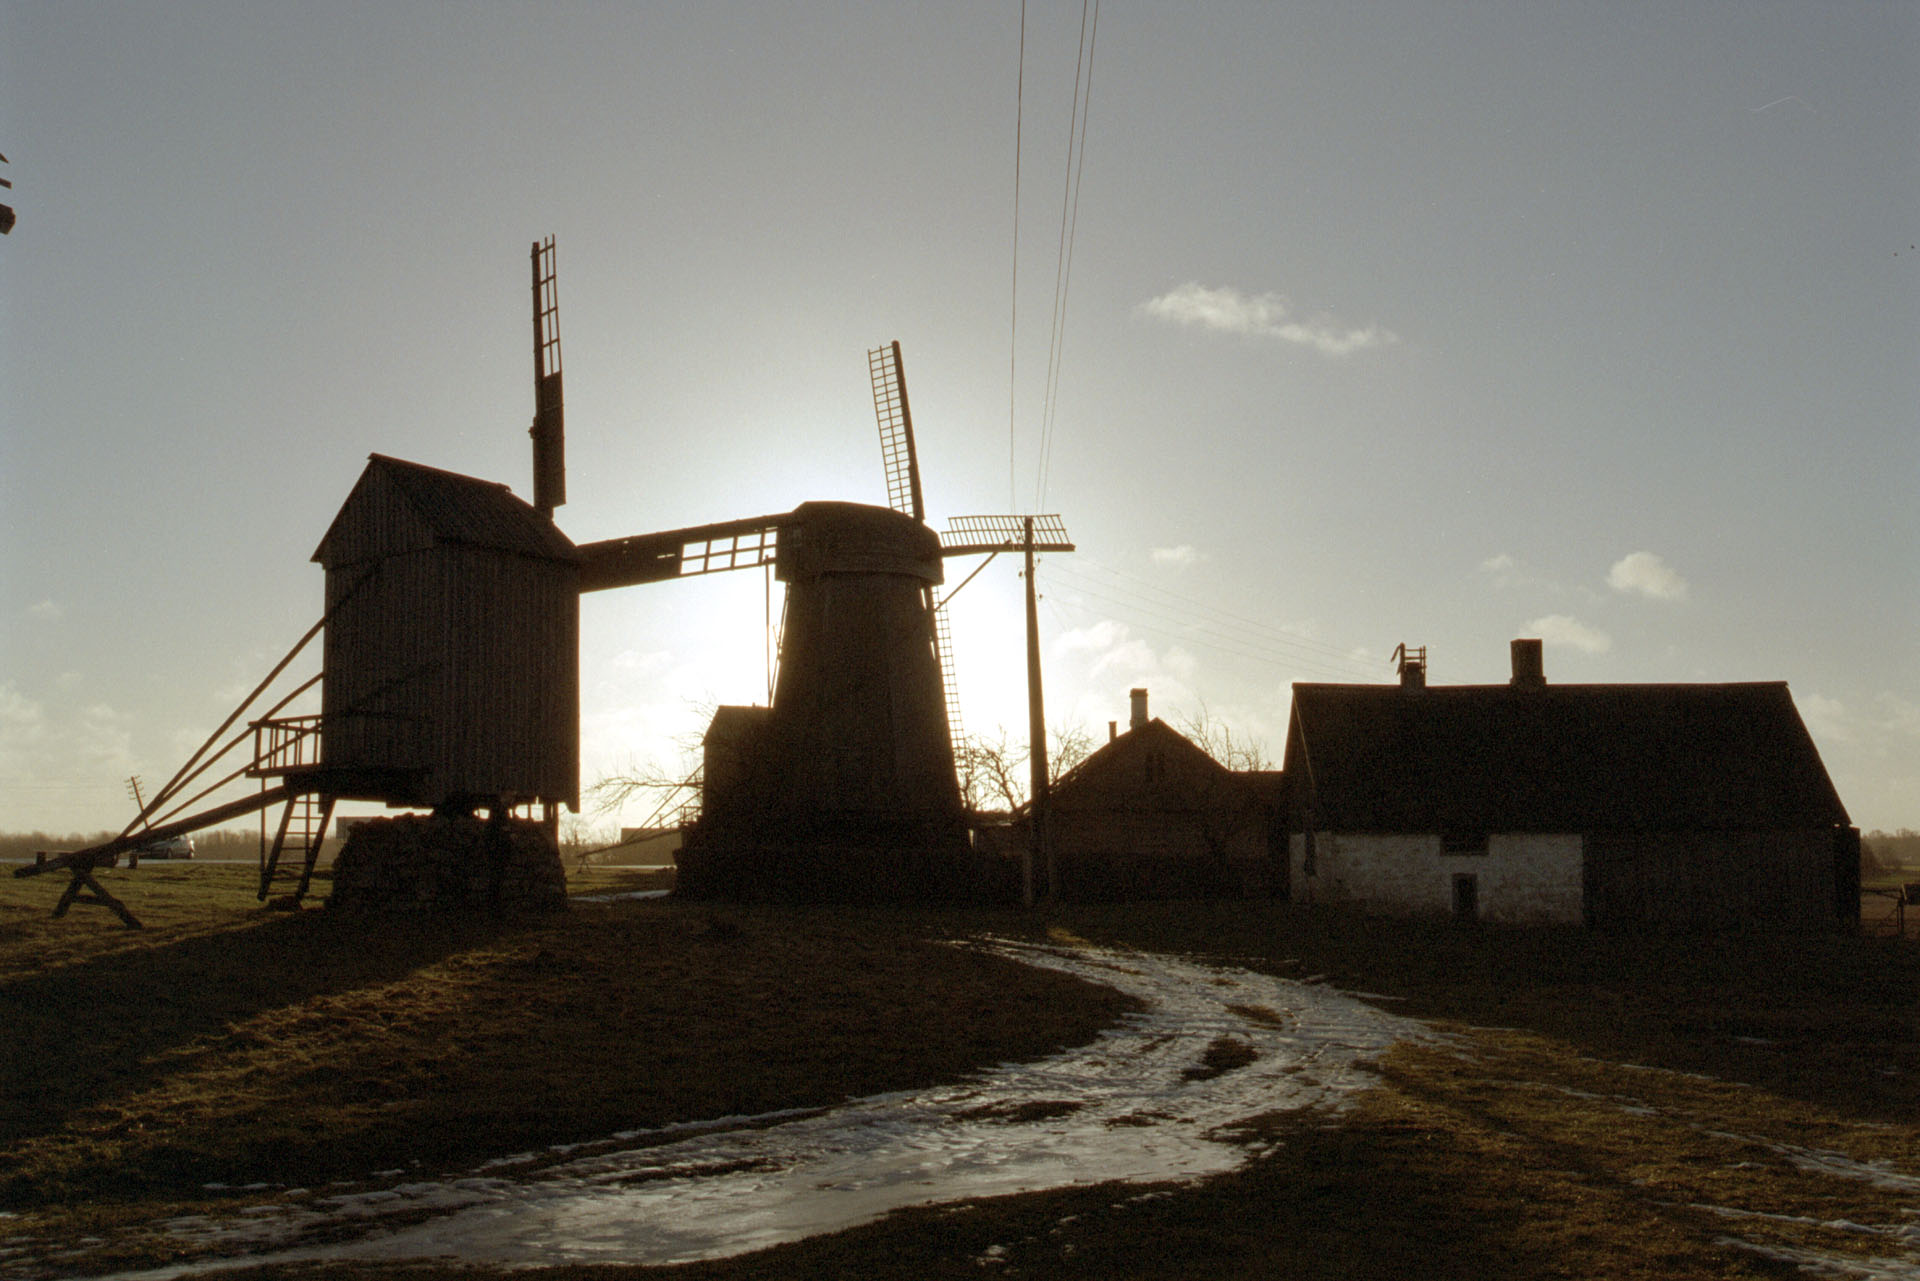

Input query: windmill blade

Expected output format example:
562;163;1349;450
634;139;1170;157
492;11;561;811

932;598;964;747
529;236;565;515
577;513;788;592
940;514;1074;557
869;341;924;523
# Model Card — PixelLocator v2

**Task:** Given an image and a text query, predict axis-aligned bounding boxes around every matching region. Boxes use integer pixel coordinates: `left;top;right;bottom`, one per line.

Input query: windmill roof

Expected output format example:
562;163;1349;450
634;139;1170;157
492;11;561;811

313;454;578;567
1285;681;1849;833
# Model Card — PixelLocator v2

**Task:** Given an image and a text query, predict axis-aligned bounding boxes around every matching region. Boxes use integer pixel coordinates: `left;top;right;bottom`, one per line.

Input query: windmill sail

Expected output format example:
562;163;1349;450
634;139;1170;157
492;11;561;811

869;341;924;522
530;237;565;516
870;341;964;746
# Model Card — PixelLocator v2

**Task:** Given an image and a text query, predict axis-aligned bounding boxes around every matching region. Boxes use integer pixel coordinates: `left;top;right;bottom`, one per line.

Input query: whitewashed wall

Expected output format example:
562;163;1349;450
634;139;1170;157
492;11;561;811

1290;832;1585;924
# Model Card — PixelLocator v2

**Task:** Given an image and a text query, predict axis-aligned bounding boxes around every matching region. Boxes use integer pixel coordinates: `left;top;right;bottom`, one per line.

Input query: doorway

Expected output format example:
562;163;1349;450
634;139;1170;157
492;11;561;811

1451;872;1479;921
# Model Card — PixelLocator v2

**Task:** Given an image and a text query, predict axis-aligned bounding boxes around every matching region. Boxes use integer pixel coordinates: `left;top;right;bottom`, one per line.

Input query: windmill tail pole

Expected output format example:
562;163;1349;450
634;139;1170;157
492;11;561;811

17;785;294;880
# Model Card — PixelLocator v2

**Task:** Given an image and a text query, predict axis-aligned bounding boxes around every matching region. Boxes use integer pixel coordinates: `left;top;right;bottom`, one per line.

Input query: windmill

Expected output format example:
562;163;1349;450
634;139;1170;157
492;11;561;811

15;238;1073;921
572;335;1070;902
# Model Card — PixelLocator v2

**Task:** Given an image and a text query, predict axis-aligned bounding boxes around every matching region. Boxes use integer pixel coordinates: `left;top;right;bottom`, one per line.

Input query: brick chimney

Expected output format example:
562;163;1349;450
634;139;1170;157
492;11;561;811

1129;688;1149;731
1511;638;1545;688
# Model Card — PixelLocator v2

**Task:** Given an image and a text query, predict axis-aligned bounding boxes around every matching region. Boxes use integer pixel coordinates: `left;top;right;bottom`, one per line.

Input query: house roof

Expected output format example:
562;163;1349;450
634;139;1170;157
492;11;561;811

313;455;579;568
1285;681;1849;833
1048;718;1281;812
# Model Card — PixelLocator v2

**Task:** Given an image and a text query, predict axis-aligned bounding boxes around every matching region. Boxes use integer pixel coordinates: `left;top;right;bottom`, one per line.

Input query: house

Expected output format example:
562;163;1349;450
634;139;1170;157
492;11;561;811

1033;689;1285;901
310;454;581;817
1283;640;1859;929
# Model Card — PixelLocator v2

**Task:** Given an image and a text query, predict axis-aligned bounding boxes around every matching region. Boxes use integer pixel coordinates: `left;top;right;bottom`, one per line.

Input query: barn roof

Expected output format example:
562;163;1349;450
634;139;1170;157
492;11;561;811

313;455;579;568
1285;681;1849;833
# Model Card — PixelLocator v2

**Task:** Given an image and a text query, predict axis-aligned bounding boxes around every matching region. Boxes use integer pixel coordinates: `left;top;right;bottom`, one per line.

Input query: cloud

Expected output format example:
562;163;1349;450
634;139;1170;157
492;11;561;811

0;682;48;763
1799;693;1852;744
1150;544;1202;569
27;600;62;622
1607;551;1688;601
1524;614;1612;654
1876;693;1920;740
1139;282;1397;357
1479;553;1525;589
1053;620;1199;702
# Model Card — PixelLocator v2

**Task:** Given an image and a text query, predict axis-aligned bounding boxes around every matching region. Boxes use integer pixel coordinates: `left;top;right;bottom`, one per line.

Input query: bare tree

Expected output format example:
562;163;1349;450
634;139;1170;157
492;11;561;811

1174;703;1275;772
587;758;701;819
586;699;715;824
956;722;1094;814
1048;721;1095;786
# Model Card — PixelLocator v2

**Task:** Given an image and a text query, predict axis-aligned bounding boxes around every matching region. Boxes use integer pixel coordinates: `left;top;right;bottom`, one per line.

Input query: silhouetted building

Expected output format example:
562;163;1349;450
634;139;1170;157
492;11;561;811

1024;689;1285;901
1284;639;1858;929
312;454;580;815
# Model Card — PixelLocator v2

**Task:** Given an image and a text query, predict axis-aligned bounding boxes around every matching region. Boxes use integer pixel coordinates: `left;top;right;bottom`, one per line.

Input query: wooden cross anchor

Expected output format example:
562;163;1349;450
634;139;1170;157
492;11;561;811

19;849;143;929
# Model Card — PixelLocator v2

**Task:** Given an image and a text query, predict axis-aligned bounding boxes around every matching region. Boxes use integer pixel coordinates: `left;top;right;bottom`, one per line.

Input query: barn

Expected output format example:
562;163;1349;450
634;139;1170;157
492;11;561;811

1031;689;1285;901
1283;640;1859;929
310;454;580;818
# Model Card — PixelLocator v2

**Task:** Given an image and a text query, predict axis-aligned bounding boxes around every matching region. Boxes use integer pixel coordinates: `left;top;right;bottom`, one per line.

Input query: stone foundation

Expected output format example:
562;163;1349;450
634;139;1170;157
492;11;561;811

328;814;567;913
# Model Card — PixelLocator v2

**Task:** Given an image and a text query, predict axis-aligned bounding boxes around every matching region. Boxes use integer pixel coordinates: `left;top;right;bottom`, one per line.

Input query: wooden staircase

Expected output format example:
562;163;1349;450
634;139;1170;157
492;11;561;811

259;789;335;905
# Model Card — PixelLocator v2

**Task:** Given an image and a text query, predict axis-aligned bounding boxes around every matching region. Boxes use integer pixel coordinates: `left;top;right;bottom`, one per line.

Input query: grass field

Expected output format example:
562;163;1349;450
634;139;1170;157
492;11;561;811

2;861;1916;1279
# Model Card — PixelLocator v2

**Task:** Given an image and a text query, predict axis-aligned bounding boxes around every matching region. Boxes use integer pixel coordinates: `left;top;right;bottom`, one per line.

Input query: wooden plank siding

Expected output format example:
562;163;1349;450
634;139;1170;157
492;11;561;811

316;456;580;812
1582;830;1841;931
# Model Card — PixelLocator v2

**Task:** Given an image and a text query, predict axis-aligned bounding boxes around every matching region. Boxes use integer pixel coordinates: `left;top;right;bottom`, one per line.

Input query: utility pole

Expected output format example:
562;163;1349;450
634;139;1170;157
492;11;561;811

1024;516;1052;904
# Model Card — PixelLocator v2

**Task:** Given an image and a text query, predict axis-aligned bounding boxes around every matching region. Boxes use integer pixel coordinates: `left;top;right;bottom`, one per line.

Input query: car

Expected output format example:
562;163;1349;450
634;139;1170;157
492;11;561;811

135;835;195;860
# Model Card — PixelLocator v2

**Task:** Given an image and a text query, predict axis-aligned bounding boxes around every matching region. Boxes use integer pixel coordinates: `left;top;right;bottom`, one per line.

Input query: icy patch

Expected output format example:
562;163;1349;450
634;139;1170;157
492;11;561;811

1718;1234;1920;1280
1705;1133;1920;1196
570;888;671;902
74;940;1427;1278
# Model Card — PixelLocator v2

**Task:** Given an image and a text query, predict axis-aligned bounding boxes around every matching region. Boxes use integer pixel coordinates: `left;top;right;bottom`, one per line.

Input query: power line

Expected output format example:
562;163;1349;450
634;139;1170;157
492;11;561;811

1034;0;1100;511
1045;582;1379;683
1008;0;1027;511
1044;559;1382;680
1058;555;1377;664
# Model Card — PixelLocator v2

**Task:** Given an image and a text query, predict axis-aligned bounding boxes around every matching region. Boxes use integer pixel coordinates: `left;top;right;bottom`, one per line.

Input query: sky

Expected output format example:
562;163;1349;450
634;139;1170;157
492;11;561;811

3;2;1916;837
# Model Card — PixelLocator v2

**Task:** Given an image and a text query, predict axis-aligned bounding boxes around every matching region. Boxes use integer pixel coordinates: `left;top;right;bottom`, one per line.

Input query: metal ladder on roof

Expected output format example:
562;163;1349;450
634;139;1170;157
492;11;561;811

259;790;335;904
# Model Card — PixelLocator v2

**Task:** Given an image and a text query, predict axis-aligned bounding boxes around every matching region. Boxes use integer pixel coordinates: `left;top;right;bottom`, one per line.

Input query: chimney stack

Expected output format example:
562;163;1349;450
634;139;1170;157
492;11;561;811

1511;638;1545;688
1129;688;1149;731
1108;720;1118;743
1395;643;1426;689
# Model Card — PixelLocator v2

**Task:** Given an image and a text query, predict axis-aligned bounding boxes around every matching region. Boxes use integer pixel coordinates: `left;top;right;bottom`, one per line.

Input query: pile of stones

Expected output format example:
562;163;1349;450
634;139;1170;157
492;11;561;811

328;813;567;913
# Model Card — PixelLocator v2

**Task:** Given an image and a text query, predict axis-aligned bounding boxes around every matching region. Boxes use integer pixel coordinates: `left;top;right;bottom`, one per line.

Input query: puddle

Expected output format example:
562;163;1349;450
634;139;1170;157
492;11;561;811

60;940;1428;1278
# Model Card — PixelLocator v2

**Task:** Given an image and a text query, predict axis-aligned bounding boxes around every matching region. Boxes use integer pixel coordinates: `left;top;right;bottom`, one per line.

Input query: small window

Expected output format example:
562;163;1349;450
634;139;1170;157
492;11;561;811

1441;831;1488;856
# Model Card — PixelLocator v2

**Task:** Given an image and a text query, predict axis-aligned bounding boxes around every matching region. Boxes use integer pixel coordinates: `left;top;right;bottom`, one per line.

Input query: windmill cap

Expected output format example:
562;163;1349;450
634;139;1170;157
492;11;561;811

778;501;944;584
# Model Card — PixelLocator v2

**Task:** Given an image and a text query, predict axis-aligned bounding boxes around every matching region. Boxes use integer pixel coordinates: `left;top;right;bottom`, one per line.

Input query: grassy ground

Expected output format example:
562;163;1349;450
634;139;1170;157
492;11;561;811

2;864;1916;1279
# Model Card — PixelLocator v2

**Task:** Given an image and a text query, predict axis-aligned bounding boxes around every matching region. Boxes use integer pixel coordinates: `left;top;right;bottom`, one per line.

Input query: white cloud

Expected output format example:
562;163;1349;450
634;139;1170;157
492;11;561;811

27;599;62;622
1150;544;1202;568
1607;551;1688;601
1478;553;1524;589
0;682;49;763
1800;693;1852;744
1524;614;1612;655
1876;693;1920;740
1139;282;1397;357
1052;620;1200;712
